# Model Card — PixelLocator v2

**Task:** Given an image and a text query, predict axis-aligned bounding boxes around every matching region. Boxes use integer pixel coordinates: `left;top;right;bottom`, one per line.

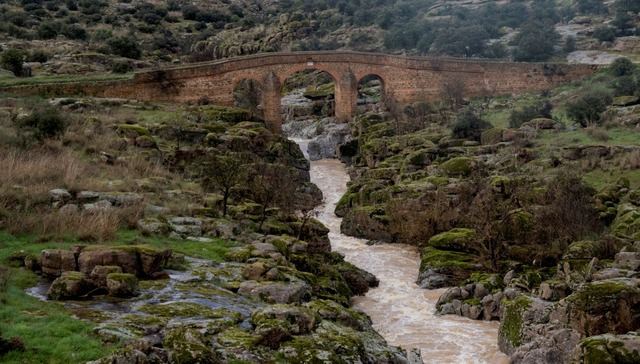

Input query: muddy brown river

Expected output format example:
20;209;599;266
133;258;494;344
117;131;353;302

308;157;509;364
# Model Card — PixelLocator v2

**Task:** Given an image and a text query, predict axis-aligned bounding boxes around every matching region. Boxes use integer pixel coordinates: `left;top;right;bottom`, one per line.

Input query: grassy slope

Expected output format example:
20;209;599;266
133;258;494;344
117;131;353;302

0;230;235;363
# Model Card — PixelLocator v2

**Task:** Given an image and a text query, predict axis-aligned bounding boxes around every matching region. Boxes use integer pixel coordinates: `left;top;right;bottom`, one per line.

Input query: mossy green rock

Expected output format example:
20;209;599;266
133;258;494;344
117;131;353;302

47;271;91;300
612;203;640;239
439;157;475;177
106;273;139;297
428;228;476;252
139;302;242;321
164;327;221;364
498;295;533;354
552;278;640;336
574;333;640;364
117;124;150;137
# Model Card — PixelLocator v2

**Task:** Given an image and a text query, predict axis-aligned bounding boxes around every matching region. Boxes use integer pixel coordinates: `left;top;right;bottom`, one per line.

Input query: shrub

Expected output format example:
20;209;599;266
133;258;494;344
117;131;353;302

452;109;492;141
586;127;610;142
610;57;636;77
563;36;576;53
37;21;60;39
509;101;553;128
1;48;27;77
14;107;67;141
111;60;132;74
593;26;616;42
611;75;639;96
61;23;86;40
512;21;560;62
107;36;142;59
28;50;48;63
566;89;613;127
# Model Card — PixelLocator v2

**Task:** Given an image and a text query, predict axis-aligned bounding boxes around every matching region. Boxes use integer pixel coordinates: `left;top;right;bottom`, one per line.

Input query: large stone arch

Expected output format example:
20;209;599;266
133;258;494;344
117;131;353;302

0;51;598;134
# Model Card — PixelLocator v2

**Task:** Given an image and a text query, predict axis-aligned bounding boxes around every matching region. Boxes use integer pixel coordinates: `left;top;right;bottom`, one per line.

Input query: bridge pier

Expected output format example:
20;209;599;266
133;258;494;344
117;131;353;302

334;71;357;123
262;72;282;133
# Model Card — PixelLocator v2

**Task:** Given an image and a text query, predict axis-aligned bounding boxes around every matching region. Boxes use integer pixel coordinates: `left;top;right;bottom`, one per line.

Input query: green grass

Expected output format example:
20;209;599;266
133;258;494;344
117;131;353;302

115;230;236;262
583;169;640;191
0;229;235;363
536;128;640;147
0;269;113;364
0;73;133;88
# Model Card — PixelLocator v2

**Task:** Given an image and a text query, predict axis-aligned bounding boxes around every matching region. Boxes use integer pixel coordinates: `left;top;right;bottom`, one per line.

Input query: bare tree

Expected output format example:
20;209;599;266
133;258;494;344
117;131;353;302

233;79;263;120
440;77;466;110
202;152;247;217
248;162;297;232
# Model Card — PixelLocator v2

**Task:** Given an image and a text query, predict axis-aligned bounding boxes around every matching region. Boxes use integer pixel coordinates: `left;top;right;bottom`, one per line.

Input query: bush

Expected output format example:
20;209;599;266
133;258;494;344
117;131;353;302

566;89;613;127
610;57;636;77
1;49;27;77
14;107;67;141
61;23;86;40
111;60;132;73
452;109;492;141
509;101;553;128
28;50;49;63
563;36;576;53
611;75;639;96
107;36;142;59
593;26;616;42
512;21;560;62
37;21;60;39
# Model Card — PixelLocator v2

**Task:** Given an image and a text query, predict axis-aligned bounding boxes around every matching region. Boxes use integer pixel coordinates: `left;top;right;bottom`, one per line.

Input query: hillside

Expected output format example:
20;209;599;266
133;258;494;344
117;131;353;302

0;0;638;81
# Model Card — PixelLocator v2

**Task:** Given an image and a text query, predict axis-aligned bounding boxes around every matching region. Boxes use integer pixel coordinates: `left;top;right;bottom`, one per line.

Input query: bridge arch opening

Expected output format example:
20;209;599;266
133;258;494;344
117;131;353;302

233;78;264;119
357;74;385;113
280;69;336;126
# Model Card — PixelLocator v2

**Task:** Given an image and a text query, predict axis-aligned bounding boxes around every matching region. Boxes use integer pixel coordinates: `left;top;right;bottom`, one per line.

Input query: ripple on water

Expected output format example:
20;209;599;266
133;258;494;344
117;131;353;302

308;158;509;364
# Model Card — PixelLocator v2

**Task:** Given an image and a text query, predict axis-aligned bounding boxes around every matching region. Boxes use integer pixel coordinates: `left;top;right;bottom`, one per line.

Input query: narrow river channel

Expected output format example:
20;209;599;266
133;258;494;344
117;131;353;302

301;143;509;363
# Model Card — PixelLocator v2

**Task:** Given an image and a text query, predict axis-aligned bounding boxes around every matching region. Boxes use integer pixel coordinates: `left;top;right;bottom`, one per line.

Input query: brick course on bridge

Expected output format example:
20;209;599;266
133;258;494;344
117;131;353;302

1;51;598;132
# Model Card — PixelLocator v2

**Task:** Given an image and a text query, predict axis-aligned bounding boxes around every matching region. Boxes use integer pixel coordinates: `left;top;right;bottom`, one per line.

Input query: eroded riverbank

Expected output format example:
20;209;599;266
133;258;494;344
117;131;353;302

309;157;509;363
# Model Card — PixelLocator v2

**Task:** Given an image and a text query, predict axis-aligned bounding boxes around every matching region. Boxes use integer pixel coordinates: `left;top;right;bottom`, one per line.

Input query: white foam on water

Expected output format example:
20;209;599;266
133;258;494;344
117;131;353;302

309;158;509;364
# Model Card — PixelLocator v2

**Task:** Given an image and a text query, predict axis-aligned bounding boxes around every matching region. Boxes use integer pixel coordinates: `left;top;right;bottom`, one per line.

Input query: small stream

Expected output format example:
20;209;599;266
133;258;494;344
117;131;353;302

299;142;509;363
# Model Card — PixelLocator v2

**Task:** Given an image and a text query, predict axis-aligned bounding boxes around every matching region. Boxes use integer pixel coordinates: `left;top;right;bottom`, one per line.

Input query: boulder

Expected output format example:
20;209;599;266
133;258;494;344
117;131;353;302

106;273;139;297
418;247;480;288
428;228;476;252
47;271;91;300
549;278;640;337
49;189;71;202
572;333;640;364
83;200;113;212
78;245;171;277
137;217;168;235
251;304;316;337
164;327;221;364
439;157;475;177
41;249;77;277
90;265;122;287
237;280;311;304
521;118;559;130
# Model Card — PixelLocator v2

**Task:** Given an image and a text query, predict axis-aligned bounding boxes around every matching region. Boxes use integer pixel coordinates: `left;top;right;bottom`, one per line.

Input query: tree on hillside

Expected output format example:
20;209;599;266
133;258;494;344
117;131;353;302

202;152;247;217
452;108;491;141
566;89;613;127
249;162;297;232
512;21;560;62
1;49;26;77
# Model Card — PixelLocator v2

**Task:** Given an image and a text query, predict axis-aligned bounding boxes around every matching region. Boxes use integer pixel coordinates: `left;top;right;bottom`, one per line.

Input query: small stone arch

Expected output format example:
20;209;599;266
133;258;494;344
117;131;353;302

357;74;386;112
233;78;264;119
280;69;337;122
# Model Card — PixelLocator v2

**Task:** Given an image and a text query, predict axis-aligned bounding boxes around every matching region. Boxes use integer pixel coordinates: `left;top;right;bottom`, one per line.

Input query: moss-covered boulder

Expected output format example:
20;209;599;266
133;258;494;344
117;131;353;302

481;128;504;145
164;327;221;364
612;204;640;239
572;333;640;364
116;124;150;137
47;271;92;300
418;247;480;288
439;157;475;177
498;295;534;354
237;280;311;304
550;278;640;337
106;273;139;297
428;228;477;252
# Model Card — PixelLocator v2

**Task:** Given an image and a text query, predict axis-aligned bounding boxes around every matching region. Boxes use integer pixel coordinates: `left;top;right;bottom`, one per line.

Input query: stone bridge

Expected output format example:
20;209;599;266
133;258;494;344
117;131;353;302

2;51;598;131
